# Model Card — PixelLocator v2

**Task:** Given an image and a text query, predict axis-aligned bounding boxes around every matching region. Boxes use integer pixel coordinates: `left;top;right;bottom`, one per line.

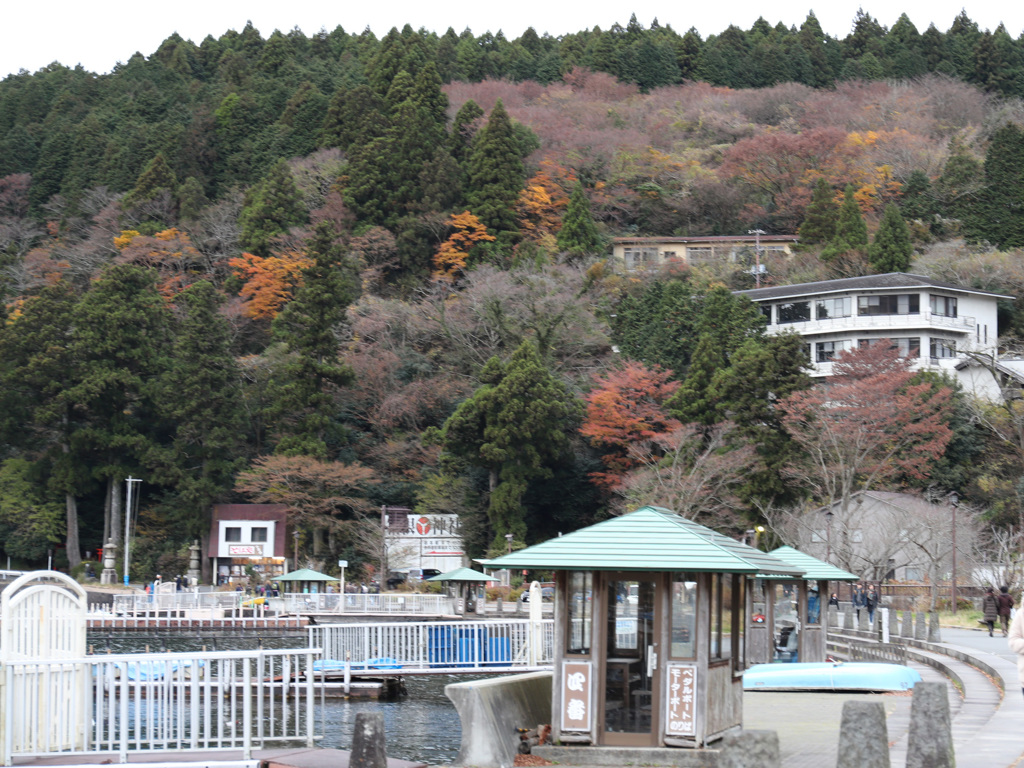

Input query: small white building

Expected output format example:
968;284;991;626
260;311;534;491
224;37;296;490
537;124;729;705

208;504;288;585
735;273;1012;399
383;506;464;576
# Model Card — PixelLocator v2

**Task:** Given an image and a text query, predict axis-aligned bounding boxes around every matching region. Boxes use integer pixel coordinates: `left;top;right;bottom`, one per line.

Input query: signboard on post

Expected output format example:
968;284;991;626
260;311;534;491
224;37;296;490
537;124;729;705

560;660;592;732
665;663;698;737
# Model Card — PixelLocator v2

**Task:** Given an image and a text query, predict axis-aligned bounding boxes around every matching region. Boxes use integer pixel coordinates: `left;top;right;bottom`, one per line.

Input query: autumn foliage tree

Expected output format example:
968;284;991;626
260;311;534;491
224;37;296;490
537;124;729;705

229;250;314;319
580;362;682;490
779;341;953;521
432;211;495;282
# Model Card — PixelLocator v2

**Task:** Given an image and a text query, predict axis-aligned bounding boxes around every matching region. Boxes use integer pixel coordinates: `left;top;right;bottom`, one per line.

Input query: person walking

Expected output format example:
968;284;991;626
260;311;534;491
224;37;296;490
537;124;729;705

852;583;865;620
1007;595;1024;697
864;585;879;625
998;586;1014;637
982;587;999;637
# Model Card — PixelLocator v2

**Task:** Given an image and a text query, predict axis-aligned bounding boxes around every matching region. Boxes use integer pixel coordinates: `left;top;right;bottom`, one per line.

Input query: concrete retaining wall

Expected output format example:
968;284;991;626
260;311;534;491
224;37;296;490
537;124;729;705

445;671;552;768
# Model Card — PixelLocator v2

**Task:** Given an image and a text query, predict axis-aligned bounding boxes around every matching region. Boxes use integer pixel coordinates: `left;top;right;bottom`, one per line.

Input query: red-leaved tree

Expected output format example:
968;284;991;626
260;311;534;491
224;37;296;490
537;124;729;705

580;361;682;490
779;341;953;520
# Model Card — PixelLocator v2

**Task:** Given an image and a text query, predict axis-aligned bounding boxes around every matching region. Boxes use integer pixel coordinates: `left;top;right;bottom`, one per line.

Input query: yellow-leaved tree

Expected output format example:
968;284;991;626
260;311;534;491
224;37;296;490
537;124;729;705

432;211;495;283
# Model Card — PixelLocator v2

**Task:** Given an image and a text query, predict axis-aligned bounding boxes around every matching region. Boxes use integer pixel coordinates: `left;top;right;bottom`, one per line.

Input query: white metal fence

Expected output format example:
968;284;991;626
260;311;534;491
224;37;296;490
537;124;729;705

308;618;555;674
0;648;320;765
105;592;455;617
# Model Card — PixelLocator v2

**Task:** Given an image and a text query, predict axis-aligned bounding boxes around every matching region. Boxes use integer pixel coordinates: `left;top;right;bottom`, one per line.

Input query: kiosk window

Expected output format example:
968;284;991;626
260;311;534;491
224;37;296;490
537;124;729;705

670;573;697;659
566;571;592;654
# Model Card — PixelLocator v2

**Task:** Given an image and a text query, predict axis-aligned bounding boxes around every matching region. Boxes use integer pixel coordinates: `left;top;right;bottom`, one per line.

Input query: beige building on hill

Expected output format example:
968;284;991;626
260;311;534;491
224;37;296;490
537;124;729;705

611;235;799;271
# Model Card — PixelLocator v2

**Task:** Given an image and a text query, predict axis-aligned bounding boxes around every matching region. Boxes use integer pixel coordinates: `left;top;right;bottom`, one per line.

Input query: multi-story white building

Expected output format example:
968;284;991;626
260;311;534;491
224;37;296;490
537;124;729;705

736;273;1013;398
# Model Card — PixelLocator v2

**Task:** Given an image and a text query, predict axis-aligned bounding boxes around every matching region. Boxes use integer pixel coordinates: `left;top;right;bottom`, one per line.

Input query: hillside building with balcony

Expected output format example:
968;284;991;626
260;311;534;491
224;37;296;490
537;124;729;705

735;273;1013;399
612;235;799;271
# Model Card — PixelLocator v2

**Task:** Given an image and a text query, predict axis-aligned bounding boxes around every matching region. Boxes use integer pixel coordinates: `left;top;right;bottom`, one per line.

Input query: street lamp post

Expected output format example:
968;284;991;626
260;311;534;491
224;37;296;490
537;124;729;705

504;533;514;587
123;477;142;587
949;492;959;614
747;229;765;288
292;530;300;571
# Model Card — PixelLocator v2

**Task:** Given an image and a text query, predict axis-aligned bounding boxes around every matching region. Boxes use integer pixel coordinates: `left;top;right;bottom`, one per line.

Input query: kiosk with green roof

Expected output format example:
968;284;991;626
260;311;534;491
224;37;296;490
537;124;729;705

482;506;803;749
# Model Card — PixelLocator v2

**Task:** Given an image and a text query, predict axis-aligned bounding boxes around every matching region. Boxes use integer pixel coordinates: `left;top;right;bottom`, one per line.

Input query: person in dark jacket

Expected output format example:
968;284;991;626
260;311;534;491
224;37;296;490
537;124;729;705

982;587;999;637
998;586;1015;637
864;585;879;624
852;583;865;619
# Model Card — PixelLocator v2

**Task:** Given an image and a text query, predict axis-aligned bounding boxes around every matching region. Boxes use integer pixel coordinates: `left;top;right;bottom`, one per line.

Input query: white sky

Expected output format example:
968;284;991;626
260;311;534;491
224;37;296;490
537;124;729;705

3;1;1023;80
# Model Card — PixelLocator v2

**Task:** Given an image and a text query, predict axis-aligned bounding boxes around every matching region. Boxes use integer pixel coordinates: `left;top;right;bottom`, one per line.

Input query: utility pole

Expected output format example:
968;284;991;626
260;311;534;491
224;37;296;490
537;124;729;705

949;492;959;614
123;477;142;587
747;229;765;288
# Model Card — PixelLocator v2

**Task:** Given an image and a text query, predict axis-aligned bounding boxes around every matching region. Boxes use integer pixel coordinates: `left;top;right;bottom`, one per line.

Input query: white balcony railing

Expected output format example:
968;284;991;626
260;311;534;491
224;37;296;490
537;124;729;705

774;312;976;335
0;648;320;765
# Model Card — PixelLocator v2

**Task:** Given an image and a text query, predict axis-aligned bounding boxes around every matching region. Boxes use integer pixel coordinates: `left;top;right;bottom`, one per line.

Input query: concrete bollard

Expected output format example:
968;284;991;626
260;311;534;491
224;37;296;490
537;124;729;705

844;607;854;630
902;610;914;638
906;681;954;768
836;701;890;768
914;612;927;641
928;611;941;643
858;609;869;631
350;712;387;768
717;730;780;768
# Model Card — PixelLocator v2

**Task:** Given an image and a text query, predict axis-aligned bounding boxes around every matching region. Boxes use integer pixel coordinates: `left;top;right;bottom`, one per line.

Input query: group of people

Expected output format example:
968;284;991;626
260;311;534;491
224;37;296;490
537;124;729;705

851;582;880;623
981;585;1015;637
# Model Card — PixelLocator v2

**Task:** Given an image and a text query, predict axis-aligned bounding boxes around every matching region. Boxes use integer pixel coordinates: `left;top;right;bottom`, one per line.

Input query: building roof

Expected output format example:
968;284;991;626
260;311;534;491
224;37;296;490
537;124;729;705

427;567;498;583
614;235;799;245
763;546;860;582
735;273;1013;302
480;506;804;576
275;568;338;582
208;504;289;558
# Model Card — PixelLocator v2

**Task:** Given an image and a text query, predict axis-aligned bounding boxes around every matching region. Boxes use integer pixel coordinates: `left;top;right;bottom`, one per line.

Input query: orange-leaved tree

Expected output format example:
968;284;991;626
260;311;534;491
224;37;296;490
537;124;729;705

516;160;575;242
432;211;494;283
580;361;683;490
229;250;313;319
113;228;206;298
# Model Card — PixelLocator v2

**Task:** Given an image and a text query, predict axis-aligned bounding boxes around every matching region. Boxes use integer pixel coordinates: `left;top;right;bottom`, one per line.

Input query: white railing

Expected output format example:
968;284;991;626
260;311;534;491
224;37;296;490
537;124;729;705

0;572;24;581
106;592;455;617
308;619;555;674
775;311;976;335
0;648;320;765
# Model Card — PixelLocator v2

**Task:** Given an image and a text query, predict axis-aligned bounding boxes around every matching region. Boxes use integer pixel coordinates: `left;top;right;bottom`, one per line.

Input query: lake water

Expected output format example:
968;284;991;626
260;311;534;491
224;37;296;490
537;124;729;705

88;631;480;765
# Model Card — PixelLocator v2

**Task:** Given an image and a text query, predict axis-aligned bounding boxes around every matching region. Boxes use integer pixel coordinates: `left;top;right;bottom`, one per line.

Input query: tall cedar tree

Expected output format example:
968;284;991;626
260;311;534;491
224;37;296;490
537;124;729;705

238;159;307;256
556;183;602;258
0;281;85;566
122;153;179;210
822;184;868;261
869;204;914;272
465;100;526;238
780;341;953;523
64;264;172;557
438;340;584;551
271;222;360;459
966;122;1024;249
159;281;246;539
798;177;838;244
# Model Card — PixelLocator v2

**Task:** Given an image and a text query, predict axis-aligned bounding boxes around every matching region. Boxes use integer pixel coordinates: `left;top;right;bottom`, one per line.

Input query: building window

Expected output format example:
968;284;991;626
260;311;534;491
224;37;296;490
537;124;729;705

930;338;957;359
816;296;852;319
670;574;698;659
225;527;242;542
861;337;920;358
760;304;773;324
778;301;811;324
623;247;659;270
816;340;848;362
857;294;920;316
251;527;268;542
567;571;592;654
930;295;957;318
687;246;713;263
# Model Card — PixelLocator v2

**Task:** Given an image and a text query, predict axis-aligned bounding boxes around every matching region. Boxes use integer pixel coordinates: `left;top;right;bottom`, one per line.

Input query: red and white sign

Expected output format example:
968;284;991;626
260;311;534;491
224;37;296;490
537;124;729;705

415;516;432;535
228;545;263;556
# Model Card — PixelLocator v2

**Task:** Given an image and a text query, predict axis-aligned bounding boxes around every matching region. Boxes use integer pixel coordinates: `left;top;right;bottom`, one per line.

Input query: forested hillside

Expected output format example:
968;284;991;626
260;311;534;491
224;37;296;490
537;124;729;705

3;11;1024;582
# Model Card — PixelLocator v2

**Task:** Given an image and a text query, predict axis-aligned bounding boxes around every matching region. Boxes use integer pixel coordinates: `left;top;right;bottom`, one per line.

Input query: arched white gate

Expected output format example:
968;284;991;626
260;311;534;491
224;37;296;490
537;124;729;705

0;571;89;763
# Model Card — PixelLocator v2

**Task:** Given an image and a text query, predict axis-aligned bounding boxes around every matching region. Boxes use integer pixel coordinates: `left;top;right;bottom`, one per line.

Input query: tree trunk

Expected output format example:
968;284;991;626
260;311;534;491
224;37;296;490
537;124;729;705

103;479;112;546
65;493;81;569
110;476;123;549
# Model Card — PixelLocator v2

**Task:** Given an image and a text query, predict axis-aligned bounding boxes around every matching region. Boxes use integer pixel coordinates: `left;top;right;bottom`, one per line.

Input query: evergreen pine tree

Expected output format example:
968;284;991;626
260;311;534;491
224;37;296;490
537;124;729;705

898;170;937;224
798;177;838;244
238;159;307;255
556;183;601;258
666;334;726;425
822;184;868;261
465;100;526;238
965;122;1024;249
868;204;914;273
271;222;359;458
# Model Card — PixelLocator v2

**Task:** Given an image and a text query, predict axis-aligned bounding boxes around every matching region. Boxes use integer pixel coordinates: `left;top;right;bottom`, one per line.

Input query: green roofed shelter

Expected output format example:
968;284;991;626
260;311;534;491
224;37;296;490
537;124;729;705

274;568;338;594
479;506;803;753
427;567;497;615
426;567;498;583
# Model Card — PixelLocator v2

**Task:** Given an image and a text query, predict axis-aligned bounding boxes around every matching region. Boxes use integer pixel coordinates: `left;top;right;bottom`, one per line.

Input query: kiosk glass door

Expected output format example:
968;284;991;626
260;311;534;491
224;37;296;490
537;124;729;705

603;576;658;745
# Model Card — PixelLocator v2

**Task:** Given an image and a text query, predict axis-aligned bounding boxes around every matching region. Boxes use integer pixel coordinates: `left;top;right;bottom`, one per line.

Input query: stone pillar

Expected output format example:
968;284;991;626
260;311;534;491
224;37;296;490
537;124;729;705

906;682;954;768
837;701;890;768
858;608;869;631
844;607;854;630
100;539;118;585
187;540;201;586
902;610;914;639
928;611;941;643
717;730;780;768
914;612;927;641
350;712;387;768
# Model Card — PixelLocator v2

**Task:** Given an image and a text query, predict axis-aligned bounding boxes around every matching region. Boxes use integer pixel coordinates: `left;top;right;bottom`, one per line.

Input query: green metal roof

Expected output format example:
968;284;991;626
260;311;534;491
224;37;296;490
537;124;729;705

426;567;498;583
481;507;804;576
761;546;860;582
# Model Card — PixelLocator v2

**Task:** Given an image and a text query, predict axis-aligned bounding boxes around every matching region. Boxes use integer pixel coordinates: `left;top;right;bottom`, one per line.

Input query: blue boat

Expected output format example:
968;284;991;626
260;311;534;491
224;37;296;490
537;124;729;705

743;661;921;692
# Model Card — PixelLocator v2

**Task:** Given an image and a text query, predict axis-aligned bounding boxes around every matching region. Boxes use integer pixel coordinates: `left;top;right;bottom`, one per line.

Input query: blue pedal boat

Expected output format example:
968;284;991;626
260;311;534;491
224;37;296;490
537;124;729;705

744;661;921;692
